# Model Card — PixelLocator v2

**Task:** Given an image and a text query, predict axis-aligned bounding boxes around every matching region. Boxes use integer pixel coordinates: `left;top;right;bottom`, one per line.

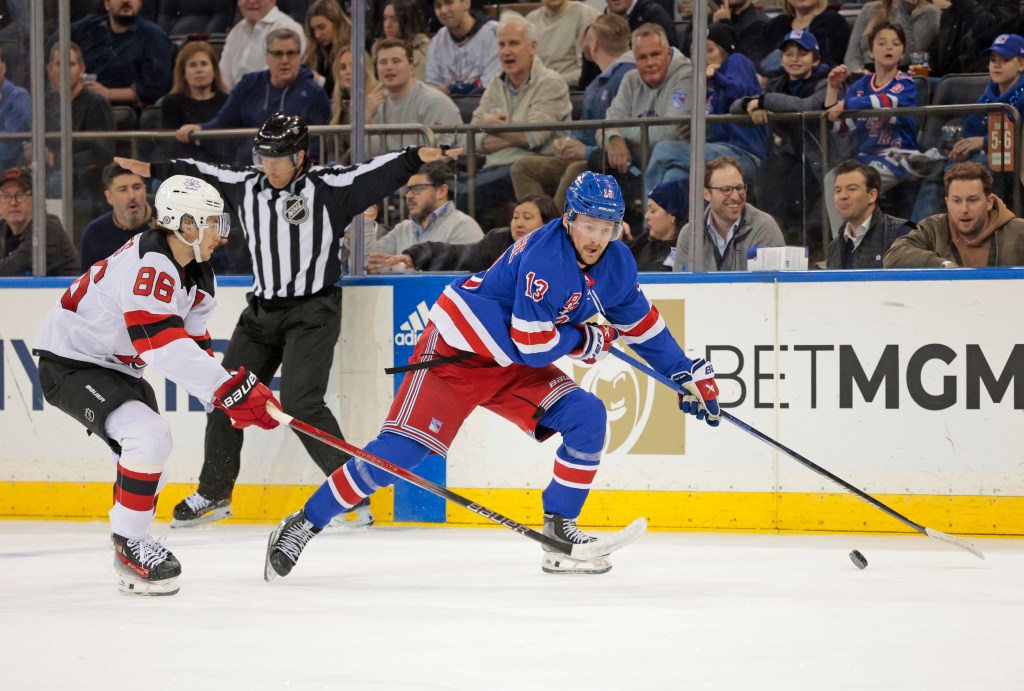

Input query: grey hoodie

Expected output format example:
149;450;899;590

604;49;692;146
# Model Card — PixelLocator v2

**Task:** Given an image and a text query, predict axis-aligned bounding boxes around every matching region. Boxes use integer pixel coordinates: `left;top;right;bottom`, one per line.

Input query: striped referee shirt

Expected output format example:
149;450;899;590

152;148;422;300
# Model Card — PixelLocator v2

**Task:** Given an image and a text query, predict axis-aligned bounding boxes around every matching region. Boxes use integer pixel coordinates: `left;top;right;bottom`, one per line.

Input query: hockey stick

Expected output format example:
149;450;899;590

607;348;985;560
266;405;646;560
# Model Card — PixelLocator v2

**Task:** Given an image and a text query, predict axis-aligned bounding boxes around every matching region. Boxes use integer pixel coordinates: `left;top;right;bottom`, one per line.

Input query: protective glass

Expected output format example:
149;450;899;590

188;213;231;238
252;148;299;170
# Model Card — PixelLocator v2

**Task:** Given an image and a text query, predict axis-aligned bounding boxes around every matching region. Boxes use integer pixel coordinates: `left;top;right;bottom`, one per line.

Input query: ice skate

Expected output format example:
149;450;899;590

264;509;322;581
170;492;232;528
112;534;181;596
541;513;612;575
326;497;375;530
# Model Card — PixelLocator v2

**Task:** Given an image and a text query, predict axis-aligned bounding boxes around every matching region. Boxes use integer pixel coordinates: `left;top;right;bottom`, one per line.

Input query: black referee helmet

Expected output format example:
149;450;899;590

252;113;309;167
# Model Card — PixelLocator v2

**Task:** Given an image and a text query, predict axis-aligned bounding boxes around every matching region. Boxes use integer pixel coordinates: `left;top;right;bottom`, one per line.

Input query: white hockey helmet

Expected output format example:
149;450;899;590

155;175;230;262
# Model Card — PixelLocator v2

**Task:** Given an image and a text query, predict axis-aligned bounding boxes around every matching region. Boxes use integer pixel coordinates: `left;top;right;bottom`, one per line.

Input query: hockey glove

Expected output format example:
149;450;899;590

671;359;721;427
214;367;281;430
568;323;619;364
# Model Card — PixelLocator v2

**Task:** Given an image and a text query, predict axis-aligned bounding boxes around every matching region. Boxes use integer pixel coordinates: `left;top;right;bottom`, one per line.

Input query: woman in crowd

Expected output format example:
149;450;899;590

630;178;687;271
760;0;851;75
329;45;377;162
368;194;559;273
380;0;431;82
303;0;352;97
844;0;940;73
160;41;230;163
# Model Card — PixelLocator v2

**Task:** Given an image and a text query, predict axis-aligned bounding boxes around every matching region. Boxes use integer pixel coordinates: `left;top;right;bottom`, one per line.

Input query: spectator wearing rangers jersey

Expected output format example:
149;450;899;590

822;22;922;233
114;113;463;532
265;171;723;580
33;175;281;596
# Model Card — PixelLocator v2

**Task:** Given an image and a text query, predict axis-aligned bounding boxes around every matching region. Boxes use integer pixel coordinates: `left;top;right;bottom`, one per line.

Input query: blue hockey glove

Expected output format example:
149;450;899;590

568;323;618;364
671;359;721;427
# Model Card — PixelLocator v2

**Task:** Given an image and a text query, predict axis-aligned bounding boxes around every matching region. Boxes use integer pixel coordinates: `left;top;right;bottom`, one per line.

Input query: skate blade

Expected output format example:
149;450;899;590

170;506;232;529
116;571;180;596
541;552;612;575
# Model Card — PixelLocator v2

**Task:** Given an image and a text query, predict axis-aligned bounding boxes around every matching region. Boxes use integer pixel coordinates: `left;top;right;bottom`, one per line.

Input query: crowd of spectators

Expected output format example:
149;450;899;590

2;0;1024;276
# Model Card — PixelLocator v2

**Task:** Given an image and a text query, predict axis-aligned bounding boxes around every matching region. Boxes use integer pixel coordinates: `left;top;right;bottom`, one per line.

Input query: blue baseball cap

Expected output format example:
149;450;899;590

983;34;1024;58
779;29;820;54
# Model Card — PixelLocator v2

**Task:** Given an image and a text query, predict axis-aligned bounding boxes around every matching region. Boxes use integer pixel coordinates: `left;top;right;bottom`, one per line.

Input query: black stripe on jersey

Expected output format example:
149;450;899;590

268;188;283;297
126;314;186;343
251;185;267;297
312;187;326;288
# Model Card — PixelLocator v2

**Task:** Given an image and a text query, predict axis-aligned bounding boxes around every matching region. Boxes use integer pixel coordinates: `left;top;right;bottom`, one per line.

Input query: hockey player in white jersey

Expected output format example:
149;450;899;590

265;172;722;579
34;175;281;596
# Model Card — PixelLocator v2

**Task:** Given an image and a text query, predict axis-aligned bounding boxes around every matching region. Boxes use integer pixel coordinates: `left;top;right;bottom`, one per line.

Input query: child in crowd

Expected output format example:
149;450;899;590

911;33;1024;220
732;30;831;244
645;22;766;188
822;21;921;233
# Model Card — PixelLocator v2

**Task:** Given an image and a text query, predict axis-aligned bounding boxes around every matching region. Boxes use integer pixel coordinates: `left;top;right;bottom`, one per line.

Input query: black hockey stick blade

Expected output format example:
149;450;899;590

266;404;646;561
608;348;985;560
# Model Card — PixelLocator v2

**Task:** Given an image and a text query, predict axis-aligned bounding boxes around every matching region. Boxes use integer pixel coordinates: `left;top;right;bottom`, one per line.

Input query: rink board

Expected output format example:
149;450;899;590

1;270;1023;535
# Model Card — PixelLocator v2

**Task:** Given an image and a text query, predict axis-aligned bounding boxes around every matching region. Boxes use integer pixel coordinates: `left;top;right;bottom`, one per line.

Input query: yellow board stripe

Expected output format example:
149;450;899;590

1;482;1021;535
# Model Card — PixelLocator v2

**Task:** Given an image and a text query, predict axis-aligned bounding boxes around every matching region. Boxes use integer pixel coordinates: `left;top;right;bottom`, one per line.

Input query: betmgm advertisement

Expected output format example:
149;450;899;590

392;275;1024;535
2;273;1023;534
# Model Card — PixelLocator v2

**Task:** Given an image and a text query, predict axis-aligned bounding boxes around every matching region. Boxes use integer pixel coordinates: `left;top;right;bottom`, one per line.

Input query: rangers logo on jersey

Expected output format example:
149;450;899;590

283;194;309;225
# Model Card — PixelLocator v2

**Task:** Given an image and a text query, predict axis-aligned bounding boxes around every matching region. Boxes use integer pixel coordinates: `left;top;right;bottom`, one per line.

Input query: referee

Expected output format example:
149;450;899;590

115;113;462;529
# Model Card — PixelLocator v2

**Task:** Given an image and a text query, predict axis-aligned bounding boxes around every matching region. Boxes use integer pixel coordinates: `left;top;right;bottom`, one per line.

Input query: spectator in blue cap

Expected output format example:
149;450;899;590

731;30;831;245
911;33;1024;220
629;175;688;271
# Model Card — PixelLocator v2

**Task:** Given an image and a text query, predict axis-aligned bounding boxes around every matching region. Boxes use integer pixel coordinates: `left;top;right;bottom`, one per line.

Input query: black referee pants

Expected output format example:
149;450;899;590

198;289;351;500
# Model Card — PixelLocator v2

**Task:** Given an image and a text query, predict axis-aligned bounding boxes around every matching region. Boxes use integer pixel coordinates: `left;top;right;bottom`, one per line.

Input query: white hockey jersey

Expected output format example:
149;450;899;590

35;231;230;405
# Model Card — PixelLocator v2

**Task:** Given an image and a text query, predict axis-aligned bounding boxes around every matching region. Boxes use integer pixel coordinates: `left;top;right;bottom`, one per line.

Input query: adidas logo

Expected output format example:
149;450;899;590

395;301;431;346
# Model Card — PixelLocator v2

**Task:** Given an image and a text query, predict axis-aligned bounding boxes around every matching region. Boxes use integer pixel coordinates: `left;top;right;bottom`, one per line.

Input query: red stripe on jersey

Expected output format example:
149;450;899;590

125;310;178;327
510;324;557;348
553;459;598;485
330;471;364;507
132;327;190;354
621;306;661;338
436;292;495;358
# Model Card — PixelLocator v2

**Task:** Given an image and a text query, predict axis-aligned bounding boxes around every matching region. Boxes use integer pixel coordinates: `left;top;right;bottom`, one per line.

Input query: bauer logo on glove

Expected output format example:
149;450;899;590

568;323;619;365
214;367;281;430
670;358;721;427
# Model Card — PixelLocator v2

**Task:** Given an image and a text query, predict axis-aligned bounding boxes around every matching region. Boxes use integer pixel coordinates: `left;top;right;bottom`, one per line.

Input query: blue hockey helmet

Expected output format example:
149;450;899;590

564;171;625;239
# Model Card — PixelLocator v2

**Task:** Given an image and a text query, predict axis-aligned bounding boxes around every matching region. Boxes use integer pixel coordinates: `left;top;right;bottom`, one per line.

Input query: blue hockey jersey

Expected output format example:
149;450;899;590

837;71;920;176
428;219;694;379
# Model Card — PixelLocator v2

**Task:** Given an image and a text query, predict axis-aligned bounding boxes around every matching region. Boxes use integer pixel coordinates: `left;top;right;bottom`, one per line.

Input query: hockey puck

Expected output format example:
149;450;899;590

849;549;868;569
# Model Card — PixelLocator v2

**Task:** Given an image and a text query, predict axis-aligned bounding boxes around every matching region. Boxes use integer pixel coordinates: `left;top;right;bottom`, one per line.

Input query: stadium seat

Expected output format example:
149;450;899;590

451;95;481;124
111;105;138;131
918;72;989;151
156;0;236;36
569;90;585;121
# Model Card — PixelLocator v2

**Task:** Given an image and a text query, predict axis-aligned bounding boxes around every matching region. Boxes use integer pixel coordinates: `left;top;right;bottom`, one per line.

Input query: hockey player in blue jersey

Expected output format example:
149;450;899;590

822;21;921;231
264;171;721;577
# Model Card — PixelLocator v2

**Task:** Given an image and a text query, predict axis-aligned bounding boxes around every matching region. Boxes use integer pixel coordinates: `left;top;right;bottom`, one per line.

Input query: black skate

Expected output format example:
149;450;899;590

541;513;612;575
264;509;322;581
113;534;181;596
327;497;375;529
170;492;232;528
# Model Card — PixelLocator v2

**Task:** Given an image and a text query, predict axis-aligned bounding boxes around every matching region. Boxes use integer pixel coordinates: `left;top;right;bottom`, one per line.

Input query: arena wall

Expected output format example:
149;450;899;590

2;270;1022;536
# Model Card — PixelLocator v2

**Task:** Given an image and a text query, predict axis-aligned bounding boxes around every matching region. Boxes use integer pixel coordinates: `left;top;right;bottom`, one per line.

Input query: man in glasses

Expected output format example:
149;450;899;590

0;167;79;276
671;156;783;271
220;0;306;89
175;28;327;165
116;113;463;532
367;160;482;273
34;175;281;596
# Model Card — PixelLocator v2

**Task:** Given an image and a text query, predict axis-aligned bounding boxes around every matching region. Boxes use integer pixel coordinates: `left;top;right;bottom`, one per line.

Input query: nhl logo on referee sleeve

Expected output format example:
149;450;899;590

283;194;309;225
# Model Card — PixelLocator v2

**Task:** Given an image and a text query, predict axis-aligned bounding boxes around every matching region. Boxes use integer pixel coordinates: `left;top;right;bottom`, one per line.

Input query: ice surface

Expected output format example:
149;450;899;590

1;521;1021;690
